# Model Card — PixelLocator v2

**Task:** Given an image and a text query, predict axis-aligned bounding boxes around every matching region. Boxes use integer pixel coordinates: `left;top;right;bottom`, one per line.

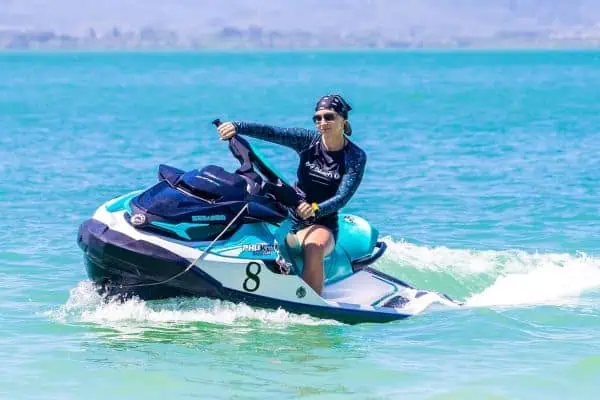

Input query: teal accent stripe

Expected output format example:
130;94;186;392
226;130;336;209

105;190;142;213
151;221;208;240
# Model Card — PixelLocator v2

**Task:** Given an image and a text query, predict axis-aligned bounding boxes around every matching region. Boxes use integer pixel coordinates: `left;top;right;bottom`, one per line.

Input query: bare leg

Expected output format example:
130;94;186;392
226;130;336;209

293;225;335;295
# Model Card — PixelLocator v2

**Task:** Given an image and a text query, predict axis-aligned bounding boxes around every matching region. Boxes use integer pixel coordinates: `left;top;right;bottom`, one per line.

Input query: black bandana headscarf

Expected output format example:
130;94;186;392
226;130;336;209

315;94;352;119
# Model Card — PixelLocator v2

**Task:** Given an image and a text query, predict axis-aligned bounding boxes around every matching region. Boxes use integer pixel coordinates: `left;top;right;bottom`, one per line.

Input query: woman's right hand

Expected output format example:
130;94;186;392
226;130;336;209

217;121;237;140
296;201;315;220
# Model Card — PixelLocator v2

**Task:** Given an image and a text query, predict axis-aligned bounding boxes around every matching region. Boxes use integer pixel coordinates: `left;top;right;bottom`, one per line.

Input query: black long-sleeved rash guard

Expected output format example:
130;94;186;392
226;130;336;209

233;122;366;233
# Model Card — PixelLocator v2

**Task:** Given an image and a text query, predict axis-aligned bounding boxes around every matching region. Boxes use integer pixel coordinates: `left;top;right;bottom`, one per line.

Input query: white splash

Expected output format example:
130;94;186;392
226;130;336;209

48;281;336;330
380;238;600;307
380;237;504;274
466;253;600;307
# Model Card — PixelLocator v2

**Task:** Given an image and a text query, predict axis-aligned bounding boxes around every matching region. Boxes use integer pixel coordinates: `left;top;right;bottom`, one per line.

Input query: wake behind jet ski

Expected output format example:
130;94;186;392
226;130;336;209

77;122;460;324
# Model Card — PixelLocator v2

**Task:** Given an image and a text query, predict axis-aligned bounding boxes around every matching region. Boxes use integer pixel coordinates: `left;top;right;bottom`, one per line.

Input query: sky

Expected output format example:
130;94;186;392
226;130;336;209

1;0;599;38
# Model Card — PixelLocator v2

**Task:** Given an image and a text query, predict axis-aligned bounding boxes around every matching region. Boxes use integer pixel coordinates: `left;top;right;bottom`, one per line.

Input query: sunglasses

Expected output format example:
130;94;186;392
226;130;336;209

312;113;337;123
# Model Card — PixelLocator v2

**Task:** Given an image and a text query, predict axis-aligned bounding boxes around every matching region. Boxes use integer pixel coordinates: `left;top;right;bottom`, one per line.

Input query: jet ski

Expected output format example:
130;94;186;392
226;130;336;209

77;121;460;324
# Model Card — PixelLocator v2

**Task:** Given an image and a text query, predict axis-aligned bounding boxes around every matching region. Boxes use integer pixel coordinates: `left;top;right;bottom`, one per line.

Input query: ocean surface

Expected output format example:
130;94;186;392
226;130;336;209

1;51;599;399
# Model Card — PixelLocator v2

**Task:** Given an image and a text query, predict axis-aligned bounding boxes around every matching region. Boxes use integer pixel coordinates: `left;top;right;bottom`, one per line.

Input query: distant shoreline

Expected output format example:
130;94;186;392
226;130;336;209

2;26;599;51
2;46;600;53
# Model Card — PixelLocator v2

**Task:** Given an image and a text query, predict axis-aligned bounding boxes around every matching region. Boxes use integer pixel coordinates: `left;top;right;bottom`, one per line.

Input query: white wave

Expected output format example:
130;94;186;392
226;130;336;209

380;238;600;307
466;253;600;307
47;281;336;331
381;237;505;274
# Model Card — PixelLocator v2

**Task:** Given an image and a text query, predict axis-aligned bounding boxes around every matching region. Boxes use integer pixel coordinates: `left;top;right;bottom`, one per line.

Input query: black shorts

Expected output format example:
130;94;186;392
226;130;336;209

290;212;339;241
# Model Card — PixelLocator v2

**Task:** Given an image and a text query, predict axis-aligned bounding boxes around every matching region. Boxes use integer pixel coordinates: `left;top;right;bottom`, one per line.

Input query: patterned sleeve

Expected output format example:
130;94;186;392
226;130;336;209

317;144;367;217
233;122;318;153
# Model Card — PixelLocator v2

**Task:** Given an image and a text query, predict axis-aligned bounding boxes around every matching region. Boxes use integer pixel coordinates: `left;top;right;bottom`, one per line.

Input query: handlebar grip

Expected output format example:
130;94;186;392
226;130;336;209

212;119;222;127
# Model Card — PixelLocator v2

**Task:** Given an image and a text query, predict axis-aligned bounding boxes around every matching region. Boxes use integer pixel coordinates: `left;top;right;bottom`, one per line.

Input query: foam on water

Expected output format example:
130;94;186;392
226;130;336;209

466;253;600;307
380;238;600;308
47;281;337;331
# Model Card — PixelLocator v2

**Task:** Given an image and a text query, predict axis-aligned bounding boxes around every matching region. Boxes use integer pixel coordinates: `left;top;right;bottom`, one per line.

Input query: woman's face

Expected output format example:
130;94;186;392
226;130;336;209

312;109;345;136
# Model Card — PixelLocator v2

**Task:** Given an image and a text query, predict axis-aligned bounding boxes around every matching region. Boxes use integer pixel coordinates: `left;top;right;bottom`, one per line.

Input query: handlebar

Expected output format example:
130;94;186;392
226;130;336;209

211;117;305;209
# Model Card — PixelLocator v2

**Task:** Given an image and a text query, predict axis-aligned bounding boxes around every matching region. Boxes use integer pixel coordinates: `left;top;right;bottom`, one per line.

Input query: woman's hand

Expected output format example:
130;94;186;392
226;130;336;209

296;201;315;220
217;122;237;140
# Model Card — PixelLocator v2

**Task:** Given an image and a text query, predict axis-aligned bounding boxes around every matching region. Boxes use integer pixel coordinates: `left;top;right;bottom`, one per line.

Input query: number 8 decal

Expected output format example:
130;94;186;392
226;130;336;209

243;262;261;292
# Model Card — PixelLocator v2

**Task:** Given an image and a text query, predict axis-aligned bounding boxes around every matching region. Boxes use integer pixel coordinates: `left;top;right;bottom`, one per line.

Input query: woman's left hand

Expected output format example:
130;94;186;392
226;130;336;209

296;201;315;220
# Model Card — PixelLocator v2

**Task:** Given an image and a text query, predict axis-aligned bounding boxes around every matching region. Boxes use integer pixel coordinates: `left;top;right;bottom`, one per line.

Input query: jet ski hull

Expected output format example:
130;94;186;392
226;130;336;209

78;219;224;300
78;218;439;324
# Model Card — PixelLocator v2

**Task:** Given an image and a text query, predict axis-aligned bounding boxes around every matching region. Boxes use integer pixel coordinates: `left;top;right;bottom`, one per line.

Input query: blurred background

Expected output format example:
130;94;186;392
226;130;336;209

2;0;600;49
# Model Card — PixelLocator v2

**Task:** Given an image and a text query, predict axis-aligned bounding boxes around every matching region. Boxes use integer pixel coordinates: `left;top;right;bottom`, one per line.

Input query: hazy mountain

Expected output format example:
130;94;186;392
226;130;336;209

1;0;599;48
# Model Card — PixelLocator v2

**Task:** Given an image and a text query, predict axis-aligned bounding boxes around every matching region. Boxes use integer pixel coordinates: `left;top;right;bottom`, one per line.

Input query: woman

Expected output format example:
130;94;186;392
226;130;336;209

216;94;366;295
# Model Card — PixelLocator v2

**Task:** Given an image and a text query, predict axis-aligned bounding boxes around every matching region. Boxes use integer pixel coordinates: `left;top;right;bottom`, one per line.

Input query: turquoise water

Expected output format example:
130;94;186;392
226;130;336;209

1;51;599;399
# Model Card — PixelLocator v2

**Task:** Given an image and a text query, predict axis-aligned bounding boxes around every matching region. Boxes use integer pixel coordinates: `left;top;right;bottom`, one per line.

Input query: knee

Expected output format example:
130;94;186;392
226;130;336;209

298;225;334;256
304;240;327;254
303;233;332;255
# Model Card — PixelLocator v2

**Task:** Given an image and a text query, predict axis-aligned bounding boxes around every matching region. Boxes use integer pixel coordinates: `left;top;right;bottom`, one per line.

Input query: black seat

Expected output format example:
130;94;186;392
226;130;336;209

177;165;247;202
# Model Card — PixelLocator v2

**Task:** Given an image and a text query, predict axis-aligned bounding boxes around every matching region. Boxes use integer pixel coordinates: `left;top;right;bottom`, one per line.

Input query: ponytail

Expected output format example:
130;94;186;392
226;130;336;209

344;121;352;136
